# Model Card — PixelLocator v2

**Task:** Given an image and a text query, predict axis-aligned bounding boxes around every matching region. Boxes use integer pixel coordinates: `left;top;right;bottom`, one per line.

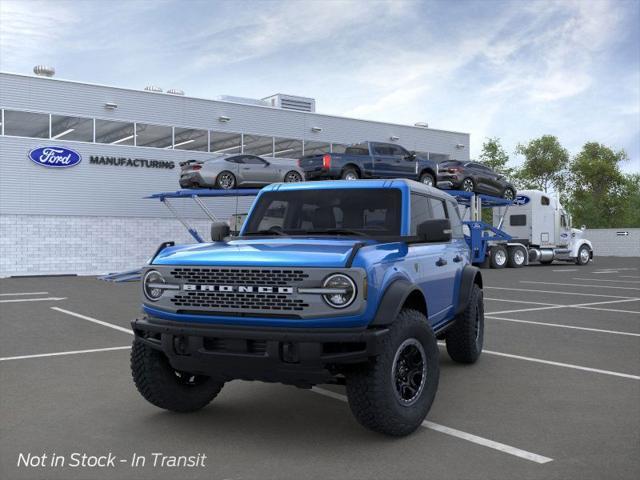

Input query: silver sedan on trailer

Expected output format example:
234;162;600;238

179;154;305;189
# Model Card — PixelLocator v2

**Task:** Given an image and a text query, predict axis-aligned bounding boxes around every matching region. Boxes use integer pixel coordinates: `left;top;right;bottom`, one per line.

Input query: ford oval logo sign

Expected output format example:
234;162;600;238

28;146;82;168
514;195;530;206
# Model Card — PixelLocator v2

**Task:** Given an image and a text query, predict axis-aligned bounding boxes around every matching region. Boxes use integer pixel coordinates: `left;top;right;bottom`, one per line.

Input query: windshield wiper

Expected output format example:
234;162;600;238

304;228;368;237
245;229;287;236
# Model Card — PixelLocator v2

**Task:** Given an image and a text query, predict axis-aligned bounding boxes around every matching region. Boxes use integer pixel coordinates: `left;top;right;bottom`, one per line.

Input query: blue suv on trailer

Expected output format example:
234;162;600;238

131;179;484;436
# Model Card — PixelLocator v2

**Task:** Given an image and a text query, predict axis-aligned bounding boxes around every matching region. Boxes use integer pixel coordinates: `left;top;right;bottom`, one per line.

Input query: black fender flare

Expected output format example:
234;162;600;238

370;279;424;326
455;265;482;316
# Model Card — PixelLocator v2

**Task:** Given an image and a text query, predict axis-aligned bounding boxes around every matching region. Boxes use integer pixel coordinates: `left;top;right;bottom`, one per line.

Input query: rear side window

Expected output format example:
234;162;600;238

541;196;550;206
447;201;464;238
345;143;369;155
410;193;432;235
429;198;448;220
510;215;527;226
226;156;244;164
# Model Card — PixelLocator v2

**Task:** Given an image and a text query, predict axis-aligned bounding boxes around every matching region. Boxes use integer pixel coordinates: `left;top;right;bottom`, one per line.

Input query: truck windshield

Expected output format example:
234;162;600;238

244;188;402;237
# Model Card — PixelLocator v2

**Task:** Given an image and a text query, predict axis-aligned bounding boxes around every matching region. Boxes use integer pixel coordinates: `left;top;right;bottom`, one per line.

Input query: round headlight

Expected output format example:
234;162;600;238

143;270;165;302
322;274;357;309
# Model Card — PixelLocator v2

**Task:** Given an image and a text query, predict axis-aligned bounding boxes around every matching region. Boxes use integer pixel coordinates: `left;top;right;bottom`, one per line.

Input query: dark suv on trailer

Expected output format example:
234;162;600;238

437;160;516;199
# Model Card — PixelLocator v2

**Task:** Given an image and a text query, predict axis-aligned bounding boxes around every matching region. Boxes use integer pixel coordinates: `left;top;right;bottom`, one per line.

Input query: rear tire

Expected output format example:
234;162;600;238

345;309;439;436
216;171;236;190
507;246;526;268
461;178;475;192
489;245;508;269
341;168;359;180
503;187;515;201
284;170;303;183
131;339;224;412
419;172;435;187
446;284;484;363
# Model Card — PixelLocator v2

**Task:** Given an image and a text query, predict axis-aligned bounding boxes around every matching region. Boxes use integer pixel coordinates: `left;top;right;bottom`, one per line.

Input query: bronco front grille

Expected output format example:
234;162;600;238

171;292;309;311
170;267;309;286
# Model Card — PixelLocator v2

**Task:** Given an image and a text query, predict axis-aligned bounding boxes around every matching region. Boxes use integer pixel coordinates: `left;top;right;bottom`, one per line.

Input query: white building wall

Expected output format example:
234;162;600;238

586;228;640;258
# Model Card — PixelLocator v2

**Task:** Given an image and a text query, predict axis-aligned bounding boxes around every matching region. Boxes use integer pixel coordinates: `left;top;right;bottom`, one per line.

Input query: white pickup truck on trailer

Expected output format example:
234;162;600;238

492;190;593;267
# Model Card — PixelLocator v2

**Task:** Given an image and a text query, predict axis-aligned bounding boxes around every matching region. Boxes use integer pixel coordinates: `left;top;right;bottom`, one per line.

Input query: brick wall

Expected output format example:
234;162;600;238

0;215;213;277
586;228;640;257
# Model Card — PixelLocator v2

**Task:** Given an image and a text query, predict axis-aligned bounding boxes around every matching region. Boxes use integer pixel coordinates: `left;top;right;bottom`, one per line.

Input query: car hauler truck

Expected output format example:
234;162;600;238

448;189;593;268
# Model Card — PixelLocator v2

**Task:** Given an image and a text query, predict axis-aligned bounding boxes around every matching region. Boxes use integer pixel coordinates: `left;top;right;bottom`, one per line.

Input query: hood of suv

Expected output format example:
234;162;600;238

152;238;370;268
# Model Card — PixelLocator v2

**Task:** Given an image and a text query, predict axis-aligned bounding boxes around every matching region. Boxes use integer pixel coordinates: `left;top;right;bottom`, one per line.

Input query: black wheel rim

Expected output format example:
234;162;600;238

285;171;302;182
463;179;473;191
392;339;427;406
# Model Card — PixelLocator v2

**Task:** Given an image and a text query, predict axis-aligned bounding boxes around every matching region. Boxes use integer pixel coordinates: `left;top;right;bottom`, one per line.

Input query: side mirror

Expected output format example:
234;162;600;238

416;219;452;243
405;151;416;160
211;222;230;242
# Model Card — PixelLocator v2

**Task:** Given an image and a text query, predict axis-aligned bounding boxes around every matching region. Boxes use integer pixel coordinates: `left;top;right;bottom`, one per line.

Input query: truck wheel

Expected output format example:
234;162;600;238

445;284;484;363
419;172;435;187
507;246;526;268
489;245;507;269
216;171;236;189
131;339;224;412
576;245;591;265
341;168;359;180
345;309;439;436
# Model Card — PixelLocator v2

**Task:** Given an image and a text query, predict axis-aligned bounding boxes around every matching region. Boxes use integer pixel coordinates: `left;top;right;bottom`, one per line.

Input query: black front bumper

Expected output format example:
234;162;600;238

132;316;388;387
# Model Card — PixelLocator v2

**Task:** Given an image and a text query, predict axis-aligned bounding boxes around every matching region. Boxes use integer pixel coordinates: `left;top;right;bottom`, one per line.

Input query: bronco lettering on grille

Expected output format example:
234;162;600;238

183;285;294;294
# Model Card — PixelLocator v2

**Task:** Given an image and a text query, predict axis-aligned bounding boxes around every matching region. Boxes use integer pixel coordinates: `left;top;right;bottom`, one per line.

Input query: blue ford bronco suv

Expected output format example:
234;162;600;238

131;179;484;436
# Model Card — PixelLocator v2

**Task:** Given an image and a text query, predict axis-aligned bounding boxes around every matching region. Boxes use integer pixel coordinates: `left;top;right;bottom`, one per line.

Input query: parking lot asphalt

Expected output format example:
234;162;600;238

1;257;639;480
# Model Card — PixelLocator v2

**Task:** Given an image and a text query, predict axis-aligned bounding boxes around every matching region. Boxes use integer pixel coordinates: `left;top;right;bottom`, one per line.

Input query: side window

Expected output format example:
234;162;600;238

447;201;464;238
389;145;408;157
410;193;432;235
541;196;550;206
561;214;567;228
226;156;244;164
510;215;527;226
429;198;448;220
373;145;392;155
243;155;266;165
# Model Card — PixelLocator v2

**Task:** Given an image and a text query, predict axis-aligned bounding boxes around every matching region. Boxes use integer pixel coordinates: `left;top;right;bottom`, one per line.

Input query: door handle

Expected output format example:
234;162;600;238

436;257;447;267
242;167;251;170
453;255;463;263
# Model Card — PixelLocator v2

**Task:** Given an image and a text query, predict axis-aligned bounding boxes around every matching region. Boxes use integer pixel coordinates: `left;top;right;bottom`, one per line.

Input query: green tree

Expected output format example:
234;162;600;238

479;137;513;176
566;142;636;228
515;135;569;193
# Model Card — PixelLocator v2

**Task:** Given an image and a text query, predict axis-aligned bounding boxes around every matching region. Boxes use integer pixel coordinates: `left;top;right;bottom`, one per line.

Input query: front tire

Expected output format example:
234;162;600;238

461;177;475;192
345;309;439;436
445;284;484;363
216;171;236;189
576;245;591;265
503;187;515;201
284;170;303;183
131;339;224;412
419;172;435;187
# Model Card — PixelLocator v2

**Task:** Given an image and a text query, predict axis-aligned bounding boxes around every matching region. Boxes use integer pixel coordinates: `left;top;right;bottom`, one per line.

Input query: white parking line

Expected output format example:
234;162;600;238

486;286;637;299
485;298;558;307
0;292;49;296
486;315;640;337
0;297;66;303
486;298;640;316
482;349;640;380
311;387;553;464
521;281;640;291
0;346;131;362
572;278;640;284
51;307;133;335
552;269;578;272
620;275;640;279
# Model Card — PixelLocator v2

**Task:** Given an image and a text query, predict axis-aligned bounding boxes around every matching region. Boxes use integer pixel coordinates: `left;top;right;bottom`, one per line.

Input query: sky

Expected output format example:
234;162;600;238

1;0;639;172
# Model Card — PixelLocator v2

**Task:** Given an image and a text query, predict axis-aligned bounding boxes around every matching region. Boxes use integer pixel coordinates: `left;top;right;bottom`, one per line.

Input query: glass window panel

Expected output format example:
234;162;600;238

210;131;242;154
135;123;172;148
303;140;331;156
173;127;208;151
273;137;303;159
331;143;347;154
243;134;273;156
51;115;93;142
4;110;49;138
95;119;135;145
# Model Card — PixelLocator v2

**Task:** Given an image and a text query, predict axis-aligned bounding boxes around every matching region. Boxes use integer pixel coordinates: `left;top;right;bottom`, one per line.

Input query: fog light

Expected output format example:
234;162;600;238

322;274;356;309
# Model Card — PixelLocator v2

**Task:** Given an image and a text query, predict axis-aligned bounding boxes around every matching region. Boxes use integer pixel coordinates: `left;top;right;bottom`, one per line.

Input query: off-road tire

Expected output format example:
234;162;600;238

131;339;224;412
341;167;359;180
419;172;435;187
445;284;484;363
507;245;526;268
345;309;439;436
489;245;508;269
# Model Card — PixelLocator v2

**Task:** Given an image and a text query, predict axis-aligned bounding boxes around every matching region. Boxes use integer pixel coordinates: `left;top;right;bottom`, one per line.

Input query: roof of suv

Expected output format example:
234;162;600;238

262;178;455;201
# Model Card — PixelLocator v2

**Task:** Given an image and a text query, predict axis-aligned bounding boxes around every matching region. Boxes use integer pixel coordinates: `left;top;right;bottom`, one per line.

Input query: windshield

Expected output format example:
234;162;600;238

243;188;402;237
